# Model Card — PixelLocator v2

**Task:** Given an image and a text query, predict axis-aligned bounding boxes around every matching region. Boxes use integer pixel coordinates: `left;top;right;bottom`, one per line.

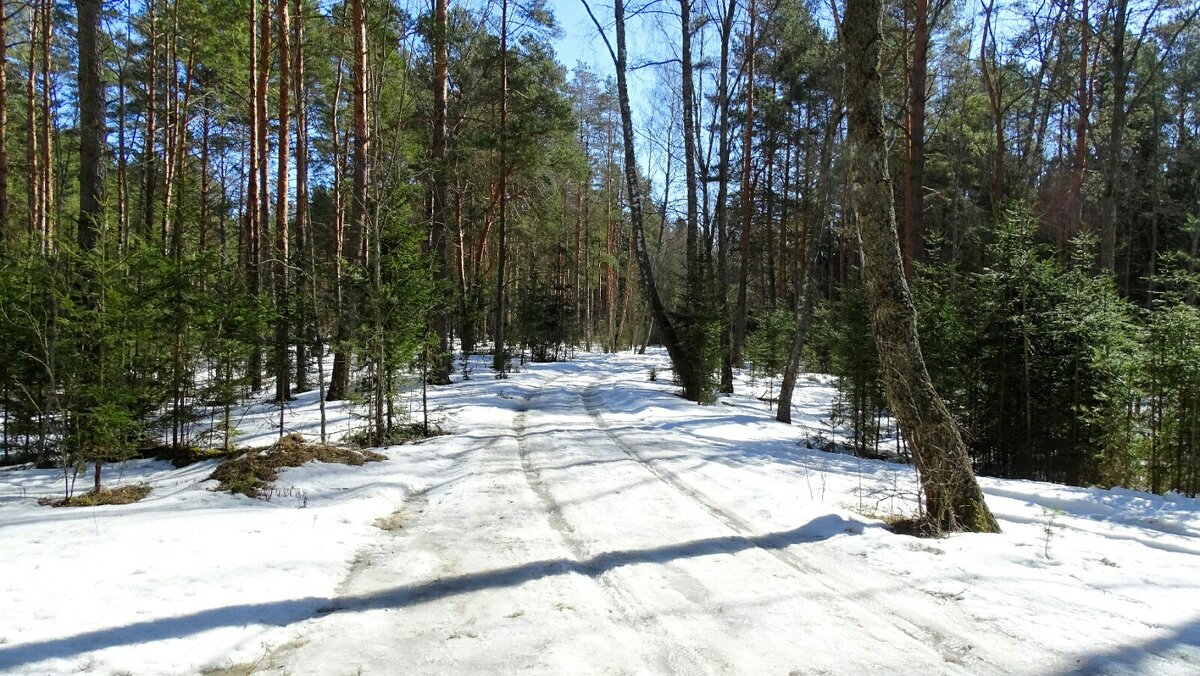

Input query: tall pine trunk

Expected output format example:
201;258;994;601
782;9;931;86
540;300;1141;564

76;0;104;489
0;2;8;244
39;0;54;251
26;4;40;246
142;0;158;240
293;0;311;393
77;0;103;250
493;0;510;373
733;0;756;365
429;0;453;384
330;0;369;401
246;0;264;392
901;0;932;276
275;0;292;408
714;0;735;393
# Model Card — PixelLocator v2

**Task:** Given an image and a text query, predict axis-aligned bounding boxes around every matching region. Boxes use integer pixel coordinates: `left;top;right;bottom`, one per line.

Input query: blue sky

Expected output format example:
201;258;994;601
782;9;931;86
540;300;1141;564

552;1;618;77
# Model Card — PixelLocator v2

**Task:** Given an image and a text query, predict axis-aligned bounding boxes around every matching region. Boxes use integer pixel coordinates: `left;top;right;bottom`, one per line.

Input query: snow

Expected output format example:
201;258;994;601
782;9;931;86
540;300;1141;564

1;349;1198;674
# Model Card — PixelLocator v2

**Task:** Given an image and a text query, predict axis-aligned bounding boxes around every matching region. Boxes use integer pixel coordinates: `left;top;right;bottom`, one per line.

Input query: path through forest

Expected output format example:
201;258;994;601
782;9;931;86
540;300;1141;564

272;358;1047;674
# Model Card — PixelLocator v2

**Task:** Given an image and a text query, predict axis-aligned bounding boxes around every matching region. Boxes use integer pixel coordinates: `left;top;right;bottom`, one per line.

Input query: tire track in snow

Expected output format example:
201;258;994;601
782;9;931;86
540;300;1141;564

514;391;719;674
581;380;1001;672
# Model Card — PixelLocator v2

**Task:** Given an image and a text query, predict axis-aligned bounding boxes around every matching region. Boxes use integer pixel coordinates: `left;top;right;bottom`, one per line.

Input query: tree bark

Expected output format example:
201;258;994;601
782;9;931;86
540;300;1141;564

292;0;310;392
76;0;104;251
714;0;736;393
76;0;105;489
734;0;757;363
778;103;840;424
583;0;707;400
901;0;938;276
0;2;9;244
680;0;701;292
26;4;40;245
1068;0;1091;246
329;0;370;401
843;0;999;533
275;0;292;407
142;0;158;240
247;0;265;392
328;54;350;401
429;0;453;384
1099;0;1128;273
493;0;510;373
39;0;54;251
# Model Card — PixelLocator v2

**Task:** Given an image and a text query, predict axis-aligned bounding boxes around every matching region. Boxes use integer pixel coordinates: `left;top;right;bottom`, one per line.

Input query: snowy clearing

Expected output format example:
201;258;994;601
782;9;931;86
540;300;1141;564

1;350;1198;674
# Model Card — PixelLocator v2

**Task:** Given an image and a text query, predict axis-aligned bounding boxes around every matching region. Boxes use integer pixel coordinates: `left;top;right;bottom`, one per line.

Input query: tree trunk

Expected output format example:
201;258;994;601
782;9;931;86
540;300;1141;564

714;0;736;393
246;0;264;392
76;0;105;488
39;0;54;251
142;0;158;240
292;0;310;392
843;0;999;533
901;0;933;276
680;0;701;292
734;0;757;363
330;0;371;400
275;0;292;407
429;0;453;384
199;78;211;255
26;4;40;245
980;0;1005;223
778;103;840;424
1068;0;1091;246
76;0;104;252
583;0;707;400
0;2;8;244
493;0;510;373
328;56;351;401
1099;0;1128;274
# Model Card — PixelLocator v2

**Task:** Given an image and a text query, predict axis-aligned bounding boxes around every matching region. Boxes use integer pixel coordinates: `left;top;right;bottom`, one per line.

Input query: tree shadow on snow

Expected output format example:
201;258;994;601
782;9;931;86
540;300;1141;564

1054;615;1200;675
0;515;861;669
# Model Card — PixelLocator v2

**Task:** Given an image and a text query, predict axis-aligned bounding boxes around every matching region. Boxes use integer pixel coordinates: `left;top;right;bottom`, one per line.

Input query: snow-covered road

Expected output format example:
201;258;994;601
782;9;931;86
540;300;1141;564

2;350;1198;674
277;363;976;673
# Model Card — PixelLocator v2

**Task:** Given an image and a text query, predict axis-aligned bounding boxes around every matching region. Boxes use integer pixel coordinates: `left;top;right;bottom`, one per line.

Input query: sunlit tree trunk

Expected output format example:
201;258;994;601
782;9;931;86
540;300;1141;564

292;0;311;392
275;0;292;408
714;0;736;393
843;0;999;533
0;2;8;245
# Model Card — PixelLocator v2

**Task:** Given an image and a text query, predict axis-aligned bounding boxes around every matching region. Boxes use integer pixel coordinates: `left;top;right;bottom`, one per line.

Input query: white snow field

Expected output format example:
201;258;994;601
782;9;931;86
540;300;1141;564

1;349;1198;675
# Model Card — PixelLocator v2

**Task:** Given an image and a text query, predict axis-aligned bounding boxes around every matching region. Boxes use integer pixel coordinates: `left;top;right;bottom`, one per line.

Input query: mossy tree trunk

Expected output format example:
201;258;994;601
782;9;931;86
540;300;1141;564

843;0;999;533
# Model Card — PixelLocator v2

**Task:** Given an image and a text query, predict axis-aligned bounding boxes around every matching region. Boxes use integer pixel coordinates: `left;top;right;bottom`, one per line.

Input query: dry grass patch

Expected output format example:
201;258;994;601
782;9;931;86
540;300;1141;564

209;433;386;497
374;510;407;531
38;483;152;508
199;638;309;675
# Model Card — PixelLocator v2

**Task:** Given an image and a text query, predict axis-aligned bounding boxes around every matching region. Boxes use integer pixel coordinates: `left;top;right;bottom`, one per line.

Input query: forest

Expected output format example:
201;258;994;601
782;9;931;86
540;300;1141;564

1;0;1199;527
